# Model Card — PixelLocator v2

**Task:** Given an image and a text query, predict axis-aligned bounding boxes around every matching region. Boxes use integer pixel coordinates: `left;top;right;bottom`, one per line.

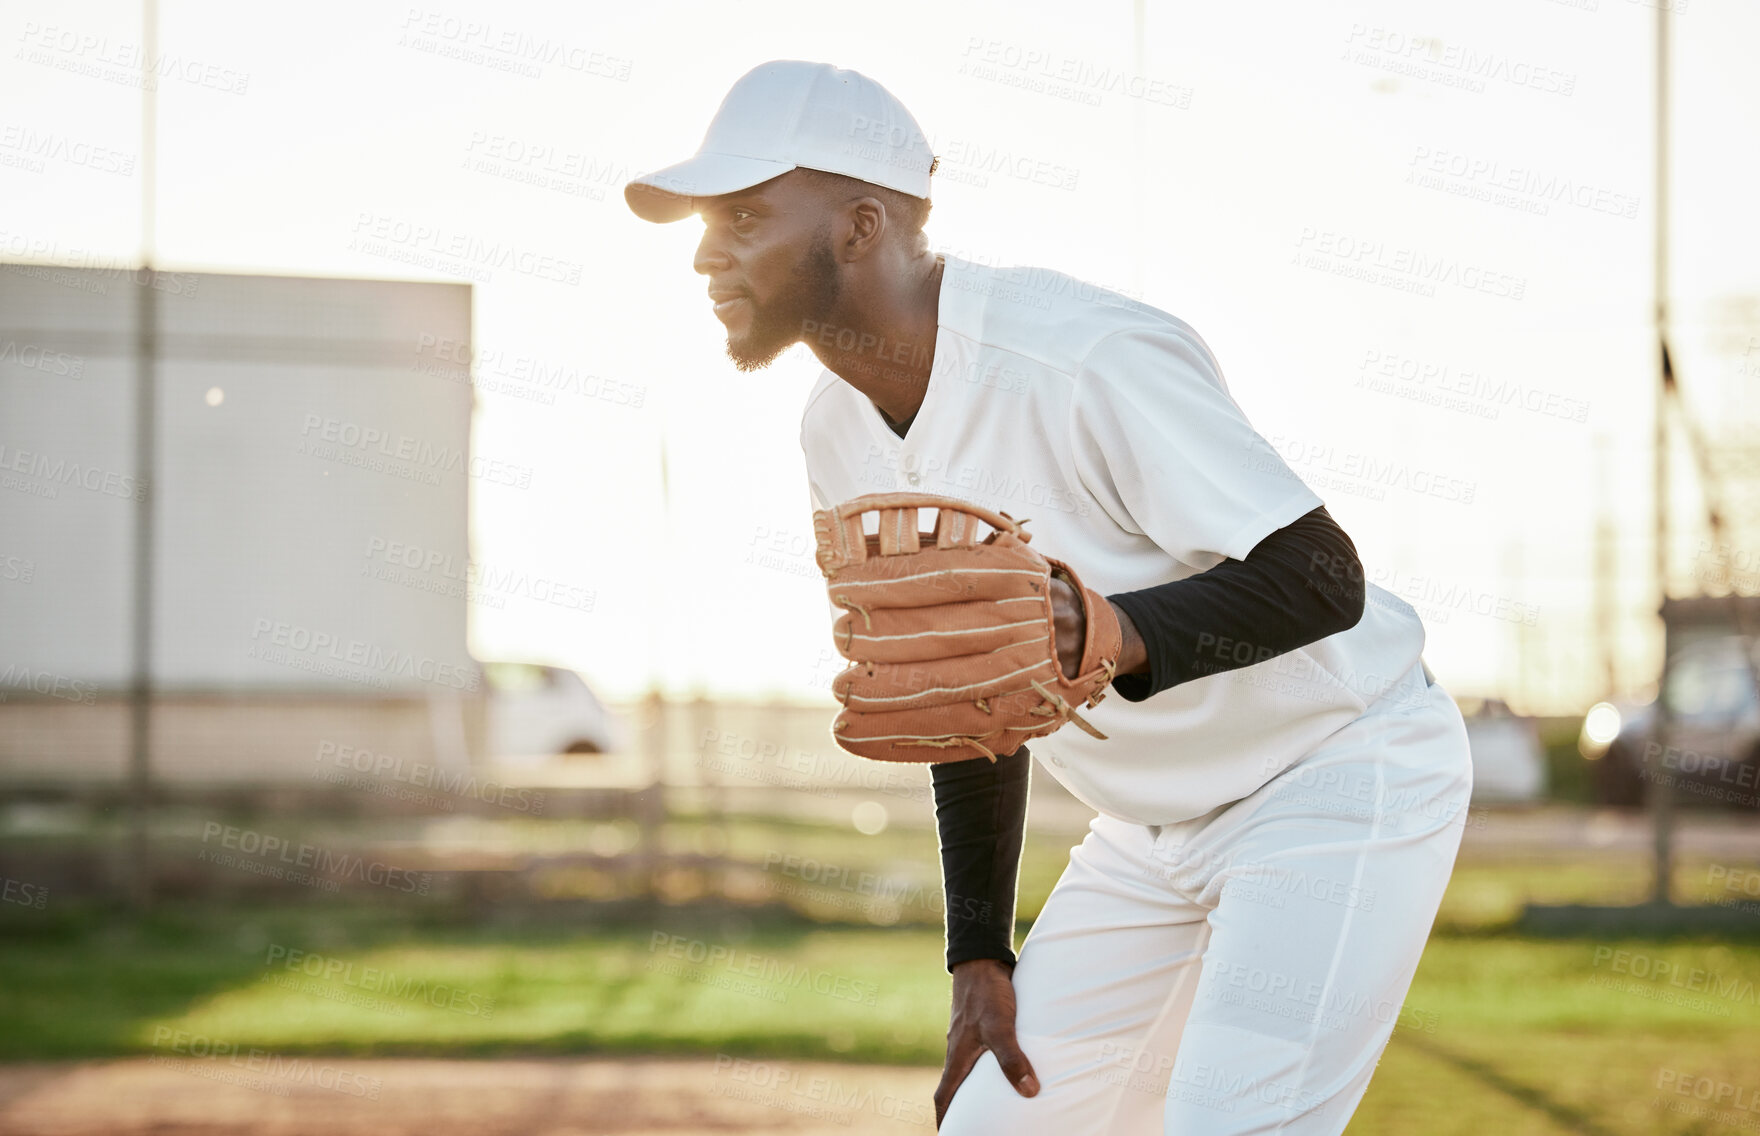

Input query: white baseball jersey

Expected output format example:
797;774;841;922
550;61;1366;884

800;252;1428;826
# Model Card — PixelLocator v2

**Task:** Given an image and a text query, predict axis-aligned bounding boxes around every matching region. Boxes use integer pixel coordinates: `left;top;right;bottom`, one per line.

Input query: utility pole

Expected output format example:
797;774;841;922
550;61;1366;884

126;0;160;912
635;423;674;904
1647;0;1675;908
1131;0;1147;298
1594;434;1619;699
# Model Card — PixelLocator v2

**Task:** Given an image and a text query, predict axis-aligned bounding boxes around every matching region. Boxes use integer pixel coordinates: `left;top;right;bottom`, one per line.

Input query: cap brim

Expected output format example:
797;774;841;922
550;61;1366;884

624;153;799;223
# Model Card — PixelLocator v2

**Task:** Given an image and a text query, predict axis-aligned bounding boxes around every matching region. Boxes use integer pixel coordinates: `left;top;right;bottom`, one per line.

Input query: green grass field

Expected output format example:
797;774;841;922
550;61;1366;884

3;813;1759;1134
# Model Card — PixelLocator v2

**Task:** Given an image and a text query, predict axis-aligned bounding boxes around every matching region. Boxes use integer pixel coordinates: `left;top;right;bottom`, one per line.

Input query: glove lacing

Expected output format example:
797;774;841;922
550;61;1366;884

890;658;1119;763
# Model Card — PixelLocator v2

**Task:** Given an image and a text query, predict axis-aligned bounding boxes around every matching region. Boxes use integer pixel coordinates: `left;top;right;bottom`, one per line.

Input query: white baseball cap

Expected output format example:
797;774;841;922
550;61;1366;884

624;60;937;224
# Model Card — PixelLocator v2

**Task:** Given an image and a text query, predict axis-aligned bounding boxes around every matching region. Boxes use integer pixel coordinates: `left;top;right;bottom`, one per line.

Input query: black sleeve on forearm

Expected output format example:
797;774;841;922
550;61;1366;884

930;746;1030;972
1105;505;1367;703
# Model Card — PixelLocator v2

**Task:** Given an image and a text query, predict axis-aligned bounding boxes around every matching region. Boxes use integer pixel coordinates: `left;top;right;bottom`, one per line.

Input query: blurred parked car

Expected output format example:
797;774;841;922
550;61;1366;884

1455;697;1547;803
481;661;621;761
1577;635;1760;808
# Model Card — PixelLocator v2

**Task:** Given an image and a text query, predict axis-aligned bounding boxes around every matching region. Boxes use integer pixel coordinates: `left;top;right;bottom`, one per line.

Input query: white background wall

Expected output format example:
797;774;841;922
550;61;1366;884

0;267;477;695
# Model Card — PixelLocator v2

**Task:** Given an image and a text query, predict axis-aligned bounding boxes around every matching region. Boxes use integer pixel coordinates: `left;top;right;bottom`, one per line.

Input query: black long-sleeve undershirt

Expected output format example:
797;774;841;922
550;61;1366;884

931;747;1031;970
929;505;1368;970
1106;505;1367;702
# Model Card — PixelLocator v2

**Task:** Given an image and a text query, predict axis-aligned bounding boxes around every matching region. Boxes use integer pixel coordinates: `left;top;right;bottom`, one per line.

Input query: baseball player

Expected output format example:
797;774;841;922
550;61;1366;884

626;60;1474;1135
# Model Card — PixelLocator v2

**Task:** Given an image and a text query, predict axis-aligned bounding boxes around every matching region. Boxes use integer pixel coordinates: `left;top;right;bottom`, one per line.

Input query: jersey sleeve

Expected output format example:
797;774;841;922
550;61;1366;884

1069;324;1323;569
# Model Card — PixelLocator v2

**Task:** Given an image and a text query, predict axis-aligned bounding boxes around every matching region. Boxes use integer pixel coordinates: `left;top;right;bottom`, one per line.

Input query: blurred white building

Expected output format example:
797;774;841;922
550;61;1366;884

0;263;486;783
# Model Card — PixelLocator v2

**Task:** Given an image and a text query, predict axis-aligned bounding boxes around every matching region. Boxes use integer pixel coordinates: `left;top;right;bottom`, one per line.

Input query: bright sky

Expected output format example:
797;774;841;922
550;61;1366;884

5;0;1757;713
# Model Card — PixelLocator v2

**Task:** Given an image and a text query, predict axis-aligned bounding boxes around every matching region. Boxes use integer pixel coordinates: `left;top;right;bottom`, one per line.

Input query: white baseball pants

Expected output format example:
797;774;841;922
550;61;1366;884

939;660;1473;1135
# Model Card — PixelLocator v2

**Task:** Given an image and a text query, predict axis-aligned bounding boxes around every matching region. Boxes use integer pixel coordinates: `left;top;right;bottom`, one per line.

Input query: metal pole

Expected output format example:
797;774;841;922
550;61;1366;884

635;428;674;902
126;0;159;912
1647;0;1674;908
1131;0;1146;298
1594;435;1619;699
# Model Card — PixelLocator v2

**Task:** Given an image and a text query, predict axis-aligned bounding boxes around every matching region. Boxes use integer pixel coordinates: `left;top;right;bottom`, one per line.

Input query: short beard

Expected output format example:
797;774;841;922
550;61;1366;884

725;228;841;372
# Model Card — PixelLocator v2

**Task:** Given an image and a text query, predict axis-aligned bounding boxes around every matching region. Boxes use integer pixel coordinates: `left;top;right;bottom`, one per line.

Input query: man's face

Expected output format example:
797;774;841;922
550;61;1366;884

694;172;842;372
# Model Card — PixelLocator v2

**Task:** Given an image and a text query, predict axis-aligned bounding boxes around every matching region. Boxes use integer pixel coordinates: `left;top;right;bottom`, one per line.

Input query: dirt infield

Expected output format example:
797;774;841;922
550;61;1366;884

0;1057;943;1135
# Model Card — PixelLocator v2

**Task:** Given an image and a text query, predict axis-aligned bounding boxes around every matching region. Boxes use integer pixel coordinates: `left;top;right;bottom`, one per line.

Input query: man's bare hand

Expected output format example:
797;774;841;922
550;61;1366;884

934;958;1039;1127
1048;574;1085;680
1050;576;1147;681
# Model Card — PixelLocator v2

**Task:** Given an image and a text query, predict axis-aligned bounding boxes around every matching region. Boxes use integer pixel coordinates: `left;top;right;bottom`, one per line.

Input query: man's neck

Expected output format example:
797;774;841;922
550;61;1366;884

814;253;944;425
880;406;917;439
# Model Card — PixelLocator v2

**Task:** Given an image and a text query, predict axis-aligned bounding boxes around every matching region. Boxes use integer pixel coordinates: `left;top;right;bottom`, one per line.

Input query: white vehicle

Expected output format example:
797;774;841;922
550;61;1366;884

481;661;620;761
1457;696;1547;803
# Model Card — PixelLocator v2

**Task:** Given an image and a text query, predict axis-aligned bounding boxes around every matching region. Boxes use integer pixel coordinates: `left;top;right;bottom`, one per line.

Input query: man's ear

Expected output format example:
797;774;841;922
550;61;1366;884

841;197;887;260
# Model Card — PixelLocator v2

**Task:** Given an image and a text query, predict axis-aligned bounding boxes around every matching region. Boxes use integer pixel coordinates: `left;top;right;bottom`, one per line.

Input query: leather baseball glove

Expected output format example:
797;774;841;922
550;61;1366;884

812;491;1123;763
